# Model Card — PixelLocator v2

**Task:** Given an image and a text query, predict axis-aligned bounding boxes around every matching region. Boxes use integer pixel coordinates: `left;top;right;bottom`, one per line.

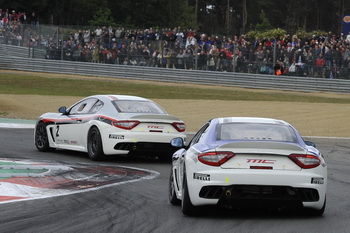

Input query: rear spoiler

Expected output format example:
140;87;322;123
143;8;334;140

217;141;305;155
130;114;181;121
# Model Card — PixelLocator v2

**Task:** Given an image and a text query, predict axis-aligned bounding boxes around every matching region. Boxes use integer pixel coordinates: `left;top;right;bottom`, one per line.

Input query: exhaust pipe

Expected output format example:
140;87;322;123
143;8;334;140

225;190;232;197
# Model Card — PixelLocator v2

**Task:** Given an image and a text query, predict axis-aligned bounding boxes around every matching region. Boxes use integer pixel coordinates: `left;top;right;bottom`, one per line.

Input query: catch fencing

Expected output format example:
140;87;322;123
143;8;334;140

0;43;350;94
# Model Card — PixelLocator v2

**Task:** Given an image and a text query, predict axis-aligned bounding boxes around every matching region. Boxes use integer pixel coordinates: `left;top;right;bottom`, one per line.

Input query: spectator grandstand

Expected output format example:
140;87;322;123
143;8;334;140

1;8;350;79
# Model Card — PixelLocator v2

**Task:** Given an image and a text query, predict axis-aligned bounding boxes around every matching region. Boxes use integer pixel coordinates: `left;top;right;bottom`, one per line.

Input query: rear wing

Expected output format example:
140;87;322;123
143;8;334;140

217;141;306;155
130;114;181;121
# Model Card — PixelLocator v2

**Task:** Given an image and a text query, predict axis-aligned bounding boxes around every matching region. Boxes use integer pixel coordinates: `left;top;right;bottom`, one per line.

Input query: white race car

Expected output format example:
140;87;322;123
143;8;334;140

169;117;327;216
34;95;186;161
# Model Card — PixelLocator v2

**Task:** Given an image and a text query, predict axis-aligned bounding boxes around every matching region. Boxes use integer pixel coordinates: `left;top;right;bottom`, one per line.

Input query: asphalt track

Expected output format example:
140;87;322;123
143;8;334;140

0;127;350;233
0;158;158;203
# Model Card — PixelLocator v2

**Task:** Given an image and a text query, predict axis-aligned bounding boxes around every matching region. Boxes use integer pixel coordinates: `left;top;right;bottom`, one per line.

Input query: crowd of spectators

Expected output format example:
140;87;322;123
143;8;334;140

50;27;350;79
0;8;39;46
1;8;350;79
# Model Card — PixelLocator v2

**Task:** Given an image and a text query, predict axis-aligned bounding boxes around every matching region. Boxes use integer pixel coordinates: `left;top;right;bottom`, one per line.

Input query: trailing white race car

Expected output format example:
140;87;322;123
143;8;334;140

169;117;327;216
34;95;186;161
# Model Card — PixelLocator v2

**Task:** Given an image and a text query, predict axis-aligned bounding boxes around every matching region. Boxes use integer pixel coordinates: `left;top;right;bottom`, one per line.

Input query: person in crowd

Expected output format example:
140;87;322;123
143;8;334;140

19;12;27;24
345;31;350;44
207;54;216;71
197;50;207;70
218;48;227;71
209;45;220;70
176;30;184;47
11;10;18;21
315;54;326;78
236;52;245;73
295;49;306;76
176;49;185;69
305;51;314;77
30;12;37;26
274;61;284;76
184;47;194;69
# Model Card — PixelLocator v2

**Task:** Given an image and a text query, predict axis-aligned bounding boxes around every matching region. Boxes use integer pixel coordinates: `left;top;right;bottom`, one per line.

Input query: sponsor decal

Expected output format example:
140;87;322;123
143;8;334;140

109;134;125;140
246;159;276;164
344;15;350;23
311;178;324;184
193;173;210;181
147;125;164;129
56;140;77;145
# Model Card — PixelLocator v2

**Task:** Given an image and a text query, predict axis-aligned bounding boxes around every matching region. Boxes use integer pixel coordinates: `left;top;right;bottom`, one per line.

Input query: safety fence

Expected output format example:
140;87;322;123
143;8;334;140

1;46;350;94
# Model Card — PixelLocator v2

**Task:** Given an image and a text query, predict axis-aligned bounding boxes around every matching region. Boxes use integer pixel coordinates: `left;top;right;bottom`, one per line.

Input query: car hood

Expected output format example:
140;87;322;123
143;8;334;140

38;112;62;120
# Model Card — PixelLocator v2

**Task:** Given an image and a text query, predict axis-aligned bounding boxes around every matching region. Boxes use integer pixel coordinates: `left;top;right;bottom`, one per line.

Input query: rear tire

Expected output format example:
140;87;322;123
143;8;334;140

35;121;55;152
181;171;198;216
87;127;105;161
169;167;181;205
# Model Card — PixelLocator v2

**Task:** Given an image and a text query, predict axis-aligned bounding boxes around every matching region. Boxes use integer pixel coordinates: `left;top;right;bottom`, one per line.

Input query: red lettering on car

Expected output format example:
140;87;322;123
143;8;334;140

246;159;276;164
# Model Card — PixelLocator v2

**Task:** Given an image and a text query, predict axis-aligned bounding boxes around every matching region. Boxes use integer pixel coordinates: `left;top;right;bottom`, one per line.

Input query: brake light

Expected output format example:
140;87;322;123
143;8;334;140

288;154;321;169
112;120;140;130
198;152;235;166
172;122;186;132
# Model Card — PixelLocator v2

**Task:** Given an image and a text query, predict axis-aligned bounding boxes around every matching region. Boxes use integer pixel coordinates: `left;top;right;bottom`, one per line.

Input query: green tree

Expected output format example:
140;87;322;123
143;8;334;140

1;0;350;34
255;10;272;32
88;8;116;27
175;0;197;29
106;0;196;29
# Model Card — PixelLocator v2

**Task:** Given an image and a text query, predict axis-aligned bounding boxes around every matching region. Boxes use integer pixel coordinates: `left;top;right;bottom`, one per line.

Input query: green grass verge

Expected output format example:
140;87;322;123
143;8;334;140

1;73;350;103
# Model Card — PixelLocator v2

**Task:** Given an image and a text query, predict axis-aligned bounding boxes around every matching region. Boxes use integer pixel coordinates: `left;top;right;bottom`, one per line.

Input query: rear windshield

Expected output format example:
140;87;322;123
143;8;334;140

216;123;297;143
112;100;167;114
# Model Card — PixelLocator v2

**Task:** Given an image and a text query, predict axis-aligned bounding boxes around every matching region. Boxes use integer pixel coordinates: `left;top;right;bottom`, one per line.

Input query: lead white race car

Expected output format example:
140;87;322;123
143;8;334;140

169;117;327;216
34;95;186;161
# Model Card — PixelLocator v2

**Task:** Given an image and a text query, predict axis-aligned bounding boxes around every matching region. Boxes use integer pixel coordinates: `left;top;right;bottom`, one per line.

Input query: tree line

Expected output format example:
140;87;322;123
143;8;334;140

1;0;349;35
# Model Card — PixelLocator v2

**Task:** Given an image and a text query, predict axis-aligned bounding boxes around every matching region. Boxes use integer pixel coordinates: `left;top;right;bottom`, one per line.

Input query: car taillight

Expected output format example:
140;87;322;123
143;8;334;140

288;154;321;169
172;122;186;132
112;120;140;130
198;152;235;166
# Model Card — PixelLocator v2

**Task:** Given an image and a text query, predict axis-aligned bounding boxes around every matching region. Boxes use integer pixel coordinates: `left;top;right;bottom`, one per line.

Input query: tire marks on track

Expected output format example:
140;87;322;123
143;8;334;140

0;158;159;203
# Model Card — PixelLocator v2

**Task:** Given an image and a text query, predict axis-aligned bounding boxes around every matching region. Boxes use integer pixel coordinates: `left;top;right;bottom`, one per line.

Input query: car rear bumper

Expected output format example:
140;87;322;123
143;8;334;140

186;166;327;210
200;184;318;209
101;130;186;155
114;141;179;156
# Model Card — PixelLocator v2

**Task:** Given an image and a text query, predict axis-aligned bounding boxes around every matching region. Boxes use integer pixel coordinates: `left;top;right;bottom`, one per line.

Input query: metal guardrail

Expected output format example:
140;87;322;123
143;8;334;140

0;44;29;58
0;45;350;94
0;44;47;59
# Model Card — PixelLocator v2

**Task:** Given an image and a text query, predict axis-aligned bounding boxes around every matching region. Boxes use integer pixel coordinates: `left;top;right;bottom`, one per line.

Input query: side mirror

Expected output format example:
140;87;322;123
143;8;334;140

171;137;185;148
58;106;68;115
305;141;316;148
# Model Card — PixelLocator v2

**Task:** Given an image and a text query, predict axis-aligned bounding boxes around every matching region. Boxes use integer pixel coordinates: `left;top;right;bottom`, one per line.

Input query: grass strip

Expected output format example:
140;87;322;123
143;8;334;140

1;73;350;104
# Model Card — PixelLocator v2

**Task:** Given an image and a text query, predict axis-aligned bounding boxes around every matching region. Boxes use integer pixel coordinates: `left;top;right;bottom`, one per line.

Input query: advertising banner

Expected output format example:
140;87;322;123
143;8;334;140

342;15;350;36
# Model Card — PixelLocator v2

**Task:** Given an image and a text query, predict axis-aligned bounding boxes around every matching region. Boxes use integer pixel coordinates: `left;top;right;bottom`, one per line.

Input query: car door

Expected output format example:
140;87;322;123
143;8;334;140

177;122;210;191
56;98;99;151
